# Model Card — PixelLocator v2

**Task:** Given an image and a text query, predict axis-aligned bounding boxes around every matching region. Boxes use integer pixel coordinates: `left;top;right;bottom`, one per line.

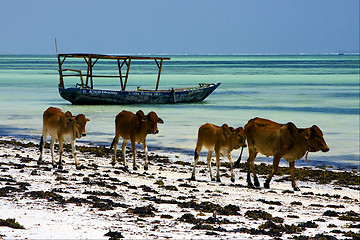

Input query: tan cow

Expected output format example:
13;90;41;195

191;123;247;183
38;107;90;169
239;117;329;191
110;110;164;170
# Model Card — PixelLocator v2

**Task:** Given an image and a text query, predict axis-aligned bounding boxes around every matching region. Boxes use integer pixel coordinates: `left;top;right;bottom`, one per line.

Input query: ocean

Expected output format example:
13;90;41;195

0;54;359;169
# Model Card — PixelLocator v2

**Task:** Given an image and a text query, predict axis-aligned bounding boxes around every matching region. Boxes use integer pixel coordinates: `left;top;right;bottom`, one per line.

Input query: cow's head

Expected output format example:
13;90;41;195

67;114;90;139
144;111;164;134
304;125;329;153
222;124;247;150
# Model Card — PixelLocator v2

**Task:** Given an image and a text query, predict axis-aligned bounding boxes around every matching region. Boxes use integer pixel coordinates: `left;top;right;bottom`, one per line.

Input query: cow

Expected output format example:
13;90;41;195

191;123;247;183
110;110;164;170
236;117;329;191
38;107;90;169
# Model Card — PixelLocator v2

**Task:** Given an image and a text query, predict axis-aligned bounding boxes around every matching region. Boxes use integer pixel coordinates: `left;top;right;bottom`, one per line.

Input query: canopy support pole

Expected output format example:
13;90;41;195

155;59;163;91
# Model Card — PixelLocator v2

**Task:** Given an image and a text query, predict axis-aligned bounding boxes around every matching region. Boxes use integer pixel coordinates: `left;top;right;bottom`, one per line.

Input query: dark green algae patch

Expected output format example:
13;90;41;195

0;218;25;229
231;161;360;187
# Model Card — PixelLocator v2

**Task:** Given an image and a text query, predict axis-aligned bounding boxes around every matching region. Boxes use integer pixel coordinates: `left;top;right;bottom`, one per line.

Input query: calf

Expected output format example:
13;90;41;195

239;117;329;191
110;110;164;170
191;123;247;182
38;107;90;169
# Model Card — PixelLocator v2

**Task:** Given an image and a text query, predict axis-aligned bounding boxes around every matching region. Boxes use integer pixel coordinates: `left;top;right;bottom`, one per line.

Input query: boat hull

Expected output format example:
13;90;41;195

59;83;221;105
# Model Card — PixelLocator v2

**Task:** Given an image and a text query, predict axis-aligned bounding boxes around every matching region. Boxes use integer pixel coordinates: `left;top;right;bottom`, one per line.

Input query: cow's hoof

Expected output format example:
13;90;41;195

58;165;63;170
254;181;260;188
211;178;216;181
133;166;138;171
264;182;270;189
247;182;255;188
52;164;57;169
123;166;129;172
190;176;196;181
293;186;300;191
111;162;116;166
216;179;221;183
76;165;82;170
144;166;148;171
231;178;235;183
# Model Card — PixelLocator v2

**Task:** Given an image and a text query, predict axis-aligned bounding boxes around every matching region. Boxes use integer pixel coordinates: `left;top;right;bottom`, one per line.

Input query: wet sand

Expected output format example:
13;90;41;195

0;138;359;239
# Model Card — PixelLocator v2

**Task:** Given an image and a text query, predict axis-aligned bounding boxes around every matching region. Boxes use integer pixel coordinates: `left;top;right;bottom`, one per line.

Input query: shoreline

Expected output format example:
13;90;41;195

0;138;359;239
1;135;359;171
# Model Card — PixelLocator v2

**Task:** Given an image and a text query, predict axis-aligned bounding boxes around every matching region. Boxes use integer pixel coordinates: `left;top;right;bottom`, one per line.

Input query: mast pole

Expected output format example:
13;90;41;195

55;38;64;88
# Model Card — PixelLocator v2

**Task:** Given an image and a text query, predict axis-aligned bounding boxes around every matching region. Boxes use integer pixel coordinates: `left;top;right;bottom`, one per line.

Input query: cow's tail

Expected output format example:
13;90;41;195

194;147;198;160
39;135;44;152
110;137;116;150
234;146;244;168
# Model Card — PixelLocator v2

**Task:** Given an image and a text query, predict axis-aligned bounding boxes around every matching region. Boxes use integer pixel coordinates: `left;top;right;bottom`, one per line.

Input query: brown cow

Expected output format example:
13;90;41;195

110;110;164;170
38;107;90;169
238;117;329;191
191;123;247;183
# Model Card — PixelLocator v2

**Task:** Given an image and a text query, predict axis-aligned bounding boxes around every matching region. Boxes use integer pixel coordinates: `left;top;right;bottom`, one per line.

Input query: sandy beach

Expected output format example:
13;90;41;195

0;138;359;239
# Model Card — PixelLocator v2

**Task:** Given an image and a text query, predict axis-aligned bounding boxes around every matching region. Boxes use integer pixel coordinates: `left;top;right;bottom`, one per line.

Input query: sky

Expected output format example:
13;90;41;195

0;0;359;55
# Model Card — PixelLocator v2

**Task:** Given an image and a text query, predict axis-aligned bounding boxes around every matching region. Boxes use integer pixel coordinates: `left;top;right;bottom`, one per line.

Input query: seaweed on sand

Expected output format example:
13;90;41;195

104;230;124;239
126;205;157;217
245;210;284;223
0;218;25;229
178;201;240;215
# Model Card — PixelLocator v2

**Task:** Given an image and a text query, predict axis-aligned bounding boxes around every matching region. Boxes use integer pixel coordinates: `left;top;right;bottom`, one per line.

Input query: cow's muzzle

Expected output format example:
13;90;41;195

82;133;87;137
322;146;330;152
152;130;159;134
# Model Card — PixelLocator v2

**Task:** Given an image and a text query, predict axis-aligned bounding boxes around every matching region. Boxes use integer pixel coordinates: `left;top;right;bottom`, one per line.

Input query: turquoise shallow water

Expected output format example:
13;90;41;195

0;54;359;169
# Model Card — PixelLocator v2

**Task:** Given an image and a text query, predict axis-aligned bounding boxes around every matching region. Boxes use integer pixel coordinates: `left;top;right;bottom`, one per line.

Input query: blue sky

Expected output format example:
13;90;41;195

0;0;359;54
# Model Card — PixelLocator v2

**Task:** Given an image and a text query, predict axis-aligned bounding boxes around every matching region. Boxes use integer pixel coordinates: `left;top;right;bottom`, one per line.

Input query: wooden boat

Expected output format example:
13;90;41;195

57;53;220;104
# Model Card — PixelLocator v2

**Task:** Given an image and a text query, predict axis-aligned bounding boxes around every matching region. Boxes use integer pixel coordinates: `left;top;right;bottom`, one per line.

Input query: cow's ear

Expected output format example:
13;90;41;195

221;124;231;136
236;127;244;133
304;128;311;139
157;118;164;124
136;110;146;121
311;125;322;135
65;111;73;118
86;118;90;122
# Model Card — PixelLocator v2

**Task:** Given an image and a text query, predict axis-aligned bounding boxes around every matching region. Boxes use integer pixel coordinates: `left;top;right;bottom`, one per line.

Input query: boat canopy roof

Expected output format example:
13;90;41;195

57;53;170;91
58;53;170;61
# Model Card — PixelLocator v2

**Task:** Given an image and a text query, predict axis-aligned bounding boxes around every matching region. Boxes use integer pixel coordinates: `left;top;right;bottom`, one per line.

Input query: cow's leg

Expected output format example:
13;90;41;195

38;133;46;165
215;151;221;182
121;140;128;170
58;138;64;169
191;146;202;181
264;155;281;189
131;139;137;170
247;148;259;188
111;136;120;166
50;137;56;168
289;161;300;191
143;140;149;170
227;153;235;183
207;151;215;181
71;140;79;169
